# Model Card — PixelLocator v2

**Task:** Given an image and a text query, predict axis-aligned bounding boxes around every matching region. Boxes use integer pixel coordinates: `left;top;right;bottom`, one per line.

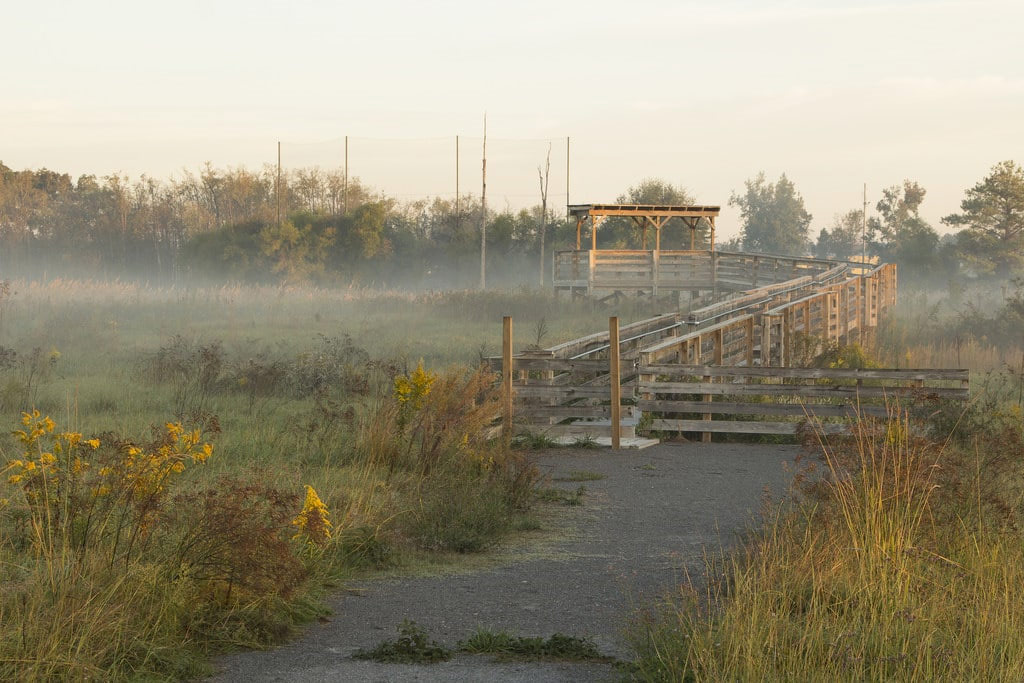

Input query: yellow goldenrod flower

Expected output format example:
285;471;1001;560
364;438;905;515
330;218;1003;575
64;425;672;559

86;438;100;449
292;484;332;545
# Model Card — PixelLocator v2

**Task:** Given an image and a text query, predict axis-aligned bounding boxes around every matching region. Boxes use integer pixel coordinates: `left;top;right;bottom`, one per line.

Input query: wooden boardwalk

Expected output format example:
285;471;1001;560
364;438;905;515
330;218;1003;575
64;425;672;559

493;251;966;445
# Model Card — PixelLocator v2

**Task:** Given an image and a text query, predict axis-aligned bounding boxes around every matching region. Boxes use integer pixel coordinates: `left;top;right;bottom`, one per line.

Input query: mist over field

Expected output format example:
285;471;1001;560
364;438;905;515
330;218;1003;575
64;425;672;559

4;0;1024;679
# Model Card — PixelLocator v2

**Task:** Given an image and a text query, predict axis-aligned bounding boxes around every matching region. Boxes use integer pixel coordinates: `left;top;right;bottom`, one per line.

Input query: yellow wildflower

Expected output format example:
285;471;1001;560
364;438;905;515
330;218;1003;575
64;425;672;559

86;438;100;449
292;484;332;545
8;474;23;484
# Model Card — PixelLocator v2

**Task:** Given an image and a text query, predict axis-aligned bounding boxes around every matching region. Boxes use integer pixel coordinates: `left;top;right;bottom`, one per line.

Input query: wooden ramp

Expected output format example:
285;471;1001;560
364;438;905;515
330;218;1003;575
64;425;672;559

494;255;964;446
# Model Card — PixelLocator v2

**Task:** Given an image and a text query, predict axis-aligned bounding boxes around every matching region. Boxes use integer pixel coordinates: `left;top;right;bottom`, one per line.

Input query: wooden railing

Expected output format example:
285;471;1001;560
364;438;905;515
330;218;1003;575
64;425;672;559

492;257;959;445
636;365;969;439
553;249;849;298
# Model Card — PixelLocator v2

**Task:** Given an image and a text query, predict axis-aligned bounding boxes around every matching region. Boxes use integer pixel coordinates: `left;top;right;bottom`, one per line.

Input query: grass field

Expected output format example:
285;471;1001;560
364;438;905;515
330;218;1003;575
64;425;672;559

628;304;1024;680
5;277;1024;680
0;279;640;680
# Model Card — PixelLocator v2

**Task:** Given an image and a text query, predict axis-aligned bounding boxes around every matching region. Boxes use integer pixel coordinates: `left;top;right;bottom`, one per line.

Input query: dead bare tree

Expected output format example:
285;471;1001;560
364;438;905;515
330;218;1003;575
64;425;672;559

538;143;551;287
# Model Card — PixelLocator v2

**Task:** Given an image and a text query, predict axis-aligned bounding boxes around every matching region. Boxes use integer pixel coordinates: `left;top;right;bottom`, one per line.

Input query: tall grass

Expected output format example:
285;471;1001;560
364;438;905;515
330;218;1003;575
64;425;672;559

630;403;1024;680
0;281;574;680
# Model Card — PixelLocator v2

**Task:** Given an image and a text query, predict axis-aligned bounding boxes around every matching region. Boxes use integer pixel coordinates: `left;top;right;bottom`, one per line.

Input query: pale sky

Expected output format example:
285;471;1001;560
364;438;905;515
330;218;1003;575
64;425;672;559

5;0;1023;239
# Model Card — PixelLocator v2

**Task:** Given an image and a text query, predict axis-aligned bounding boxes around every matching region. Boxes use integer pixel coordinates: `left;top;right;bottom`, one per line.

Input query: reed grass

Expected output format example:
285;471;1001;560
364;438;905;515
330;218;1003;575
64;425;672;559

629;402;1024;681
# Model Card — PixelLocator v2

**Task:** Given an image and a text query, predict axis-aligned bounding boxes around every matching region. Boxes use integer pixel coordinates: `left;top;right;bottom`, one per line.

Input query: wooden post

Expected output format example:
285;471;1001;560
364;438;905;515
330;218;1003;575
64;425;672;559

502;316;513;440
702;333;714;442
745;317;755;367
587;249;596;296
782;308;792;367
651;249;660;298
609;316;621;450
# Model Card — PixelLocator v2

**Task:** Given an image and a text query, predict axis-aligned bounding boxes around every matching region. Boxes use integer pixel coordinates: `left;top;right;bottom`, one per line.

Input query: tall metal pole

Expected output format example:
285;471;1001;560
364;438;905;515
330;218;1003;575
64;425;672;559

343;135;349;215
861;183;867;268
566;136;570;217
480;114;487;290
276;141;281;226
455;135;460;234
861;183;868;345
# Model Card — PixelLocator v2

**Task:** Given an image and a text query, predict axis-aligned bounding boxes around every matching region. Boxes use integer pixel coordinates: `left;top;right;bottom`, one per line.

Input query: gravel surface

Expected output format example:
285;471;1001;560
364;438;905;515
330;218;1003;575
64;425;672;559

211;442;800;682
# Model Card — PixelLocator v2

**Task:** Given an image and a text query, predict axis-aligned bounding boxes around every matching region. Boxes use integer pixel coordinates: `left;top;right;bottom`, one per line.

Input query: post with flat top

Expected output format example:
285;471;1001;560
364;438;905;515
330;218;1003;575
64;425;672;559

609;316;621;450
502;316;513;441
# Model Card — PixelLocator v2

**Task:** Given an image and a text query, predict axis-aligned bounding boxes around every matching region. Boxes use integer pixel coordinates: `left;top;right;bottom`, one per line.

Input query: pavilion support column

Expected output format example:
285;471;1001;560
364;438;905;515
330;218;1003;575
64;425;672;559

575;216;583;249
710;216;716;252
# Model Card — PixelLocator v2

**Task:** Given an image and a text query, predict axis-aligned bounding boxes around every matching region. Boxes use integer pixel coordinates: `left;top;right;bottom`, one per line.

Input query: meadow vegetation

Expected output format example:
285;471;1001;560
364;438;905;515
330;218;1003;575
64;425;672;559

629;355;1024;680
0;279;624;680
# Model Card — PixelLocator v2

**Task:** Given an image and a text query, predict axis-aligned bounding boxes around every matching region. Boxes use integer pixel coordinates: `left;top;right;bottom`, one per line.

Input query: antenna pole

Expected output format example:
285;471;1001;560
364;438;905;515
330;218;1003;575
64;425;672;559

480;114;487;290
456;135;460;234
276;141;281;226
862;182;867;267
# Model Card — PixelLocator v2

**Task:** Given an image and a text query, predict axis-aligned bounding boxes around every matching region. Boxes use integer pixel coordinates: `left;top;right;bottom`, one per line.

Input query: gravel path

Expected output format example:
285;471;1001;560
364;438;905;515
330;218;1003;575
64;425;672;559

211;442;799;682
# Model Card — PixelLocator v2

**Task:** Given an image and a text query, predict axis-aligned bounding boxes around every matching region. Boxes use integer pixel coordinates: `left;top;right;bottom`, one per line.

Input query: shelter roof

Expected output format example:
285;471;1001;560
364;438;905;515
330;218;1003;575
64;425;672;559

568;204;720;219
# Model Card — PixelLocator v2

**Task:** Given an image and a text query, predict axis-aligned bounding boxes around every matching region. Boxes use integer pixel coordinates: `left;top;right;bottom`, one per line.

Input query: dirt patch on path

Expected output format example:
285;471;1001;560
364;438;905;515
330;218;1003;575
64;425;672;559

211;442;800;682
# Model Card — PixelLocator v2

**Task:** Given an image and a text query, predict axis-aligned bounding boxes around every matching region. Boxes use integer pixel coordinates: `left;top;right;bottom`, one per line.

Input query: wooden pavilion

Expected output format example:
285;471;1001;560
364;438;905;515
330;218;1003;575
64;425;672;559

568;203;720;251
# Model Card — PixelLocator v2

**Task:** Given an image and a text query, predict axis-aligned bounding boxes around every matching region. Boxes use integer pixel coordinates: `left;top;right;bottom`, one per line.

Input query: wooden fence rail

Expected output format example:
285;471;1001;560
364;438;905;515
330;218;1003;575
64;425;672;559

637;365;968;438
495;256;957;447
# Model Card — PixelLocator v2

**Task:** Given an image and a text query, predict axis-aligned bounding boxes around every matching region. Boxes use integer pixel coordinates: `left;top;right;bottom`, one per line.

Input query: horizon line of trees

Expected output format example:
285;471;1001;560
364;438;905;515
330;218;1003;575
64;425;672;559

1;160;1022;287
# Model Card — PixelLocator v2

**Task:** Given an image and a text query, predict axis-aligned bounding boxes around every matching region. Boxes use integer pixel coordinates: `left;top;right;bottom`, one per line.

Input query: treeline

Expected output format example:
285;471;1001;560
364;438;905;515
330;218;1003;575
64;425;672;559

729;162;1024;283
1;160;1021;287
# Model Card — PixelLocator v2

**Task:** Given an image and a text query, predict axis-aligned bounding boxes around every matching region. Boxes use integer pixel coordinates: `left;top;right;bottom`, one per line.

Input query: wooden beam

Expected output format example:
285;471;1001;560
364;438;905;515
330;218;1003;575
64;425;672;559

609;316;621;450
502;316;513;440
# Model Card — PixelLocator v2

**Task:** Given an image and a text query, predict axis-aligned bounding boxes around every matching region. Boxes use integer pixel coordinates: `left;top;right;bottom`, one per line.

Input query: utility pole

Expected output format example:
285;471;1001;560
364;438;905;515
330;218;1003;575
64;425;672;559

538;143;551;287
343;135;349;214
861;183;868;346
455;135;460;236
276;141;282;226
480;114;487;290
565;136;570;217
862;183;867;267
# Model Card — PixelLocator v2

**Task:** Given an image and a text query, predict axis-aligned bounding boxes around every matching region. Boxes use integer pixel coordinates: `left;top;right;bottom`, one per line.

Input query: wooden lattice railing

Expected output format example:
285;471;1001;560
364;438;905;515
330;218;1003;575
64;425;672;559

493;256;961;446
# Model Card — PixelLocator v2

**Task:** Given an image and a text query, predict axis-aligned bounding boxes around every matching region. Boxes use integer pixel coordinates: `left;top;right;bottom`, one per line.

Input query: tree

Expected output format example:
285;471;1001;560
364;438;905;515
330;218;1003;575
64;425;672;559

537;144;551;286
609;178;696;248
868;180;942;278
814;210;864;261
943;160;1024;278
730;173;811;255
